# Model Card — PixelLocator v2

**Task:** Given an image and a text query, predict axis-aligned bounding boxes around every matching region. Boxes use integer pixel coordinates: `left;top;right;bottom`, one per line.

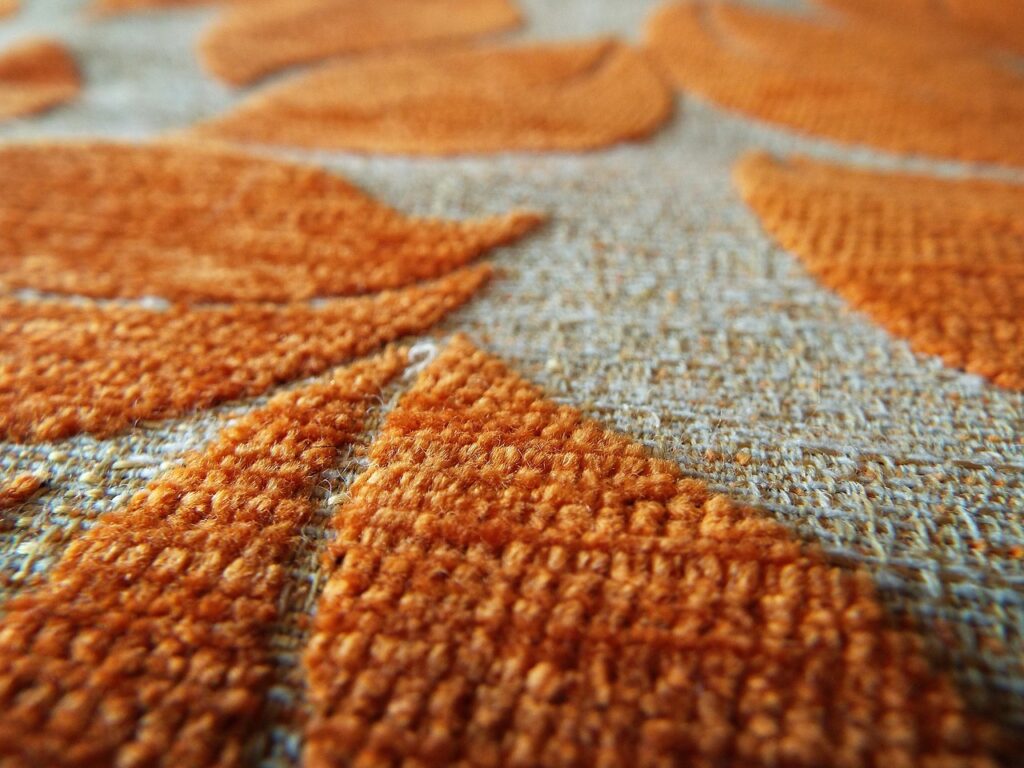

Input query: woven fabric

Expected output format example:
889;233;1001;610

0;0;1021;765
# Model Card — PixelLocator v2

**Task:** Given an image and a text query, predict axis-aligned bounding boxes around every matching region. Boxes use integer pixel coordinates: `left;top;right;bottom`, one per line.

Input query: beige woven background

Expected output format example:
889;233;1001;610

0;0;1021;763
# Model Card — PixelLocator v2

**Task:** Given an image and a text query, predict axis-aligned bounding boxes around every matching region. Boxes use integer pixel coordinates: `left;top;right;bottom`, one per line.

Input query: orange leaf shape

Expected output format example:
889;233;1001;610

201;0;522;85
0;349;406;767
304;335;1000;767
818;0;1024;56
0;39;79;121
0;143;541;303
0;266;489;442
735;152;1024;390
0;475;41;511
90;0;212;13
645;1;1024;166
189;39;673;155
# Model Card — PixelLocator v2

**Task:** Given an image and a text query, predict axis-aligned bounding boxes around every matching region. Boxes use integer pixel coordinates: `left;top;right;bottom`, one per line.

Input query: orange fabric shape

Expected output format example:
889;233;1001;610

0;39;80;121
0;350;406;768
0;143;540;303
818;0;1024;56
303;335;999;768
645;1;1024;167
735;152;1024;391
90;0;216;14
201;0;522;85
0;0;18;19
0;266;489;443
189;39;673;155
0;475;41;511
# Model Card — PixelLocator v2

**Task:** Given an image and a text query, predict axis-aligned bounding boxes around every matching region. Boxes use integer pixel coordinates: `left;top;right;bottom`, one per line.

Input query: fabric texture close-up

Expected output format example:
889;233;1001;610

0;0;1021;766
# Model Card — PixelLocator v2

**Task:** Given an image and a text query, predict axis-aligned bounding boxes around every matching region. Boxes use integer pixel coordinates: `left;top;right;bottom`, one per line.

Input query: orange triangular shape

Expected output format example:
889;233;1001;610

0;266;489;442
304;335;998;767
0;350;406;767
0;142;540;303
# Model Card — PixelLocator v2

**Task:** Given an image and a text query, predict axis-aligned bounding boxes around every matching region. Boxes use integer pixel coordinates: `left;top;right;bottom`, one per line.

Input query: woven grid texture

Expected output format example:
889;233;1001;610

0;0;1021;765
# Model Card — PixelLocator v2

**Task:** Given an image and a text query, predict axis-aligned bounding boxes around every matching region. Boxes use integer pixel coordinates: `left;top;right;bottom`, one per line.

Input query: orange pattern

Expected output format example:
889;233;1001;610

644;1;1024;166
0;143;541;303
818;0;1024;56
0;266;490;442
0;350;407;768
0;39;79;121
201;0;521;85
0;475;41;511
304;335;999;767
190;39;673;155
735;152;1024;390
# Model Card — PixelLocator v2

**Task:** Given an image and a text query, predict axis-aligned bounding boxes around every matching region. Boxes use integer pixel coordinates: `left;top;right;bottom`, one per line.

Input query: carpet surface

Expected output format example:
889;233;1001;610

0;0;1021;765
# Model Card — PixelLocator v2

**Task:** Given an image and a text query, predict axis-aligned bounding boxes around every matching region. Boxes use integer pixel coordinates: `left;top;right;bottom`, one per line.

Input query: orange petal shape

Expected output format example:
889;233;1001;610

0;39;79;121
735;152;1024;390
0;475;41;511
0;349;407;768
303;335;1000;767
91;0;214;13
201;0;522;86
818;0;1024;56
0;266;490;442
0;0;18;19
0;142;541;303
189;39;673;155
645;1;1024;166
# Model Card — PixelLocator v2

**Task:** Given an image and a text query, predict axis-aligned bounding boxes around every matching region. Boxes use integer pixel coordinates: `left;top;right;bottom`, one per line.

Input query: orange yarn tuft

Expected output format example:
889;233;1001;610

0;38;79;121
0;475;41;511
0;267;490;442
0;350;407;768
189;39;673;155
201;0;522;85
0;143;541;303
735;152;1024;390
303;335;1000;767
645;1;1024;166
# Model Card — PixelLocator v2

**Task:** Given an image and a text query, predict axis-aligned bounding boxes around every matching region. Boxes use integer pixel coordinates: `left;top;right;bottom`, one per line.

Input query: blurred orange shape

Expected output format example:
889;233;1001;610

0;39;79;121
201;0;522;85
646;1;1024;166
190;39;673;155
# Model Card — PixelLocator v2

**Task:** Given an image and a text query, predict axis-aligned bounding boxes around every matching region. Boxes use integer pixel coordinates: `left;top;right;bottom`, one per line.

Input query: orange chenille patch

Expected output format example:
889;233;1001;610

735;152;1024;390
91;0;216;13
0;475;41;511
818;0;1024;56
201;0;522;85
190;39;673;155
0;143;540;303
645;2;1024;166
303;335;999;767
0;39;80;121
0;266;489;442
0;350;406;768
